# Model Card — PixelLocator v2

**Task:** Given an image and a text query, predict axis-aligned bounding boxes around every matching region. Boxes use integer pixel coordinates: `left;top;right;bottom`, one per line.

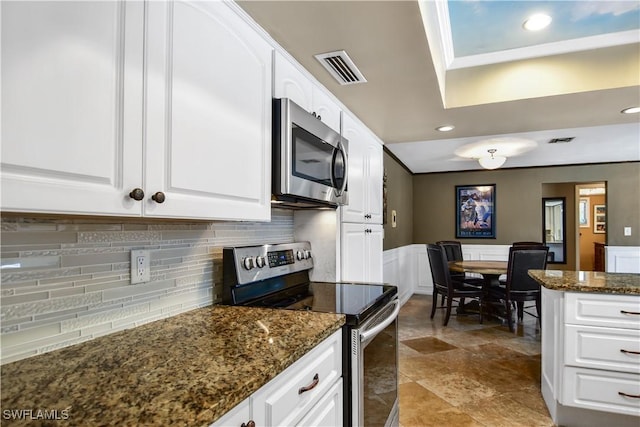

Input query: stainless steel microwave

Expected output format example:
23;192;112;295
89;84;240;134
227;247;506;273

272;98;348;207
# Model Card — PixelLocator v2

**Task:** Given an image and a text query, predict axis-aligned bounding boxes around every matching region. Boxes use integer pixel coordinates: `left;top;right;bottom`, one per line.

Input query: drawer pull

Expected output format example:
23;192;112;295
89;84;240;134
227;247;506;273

618;392;640;399
241;421;255;427
298;373;319;394
620;349;640;355
620;310;640;316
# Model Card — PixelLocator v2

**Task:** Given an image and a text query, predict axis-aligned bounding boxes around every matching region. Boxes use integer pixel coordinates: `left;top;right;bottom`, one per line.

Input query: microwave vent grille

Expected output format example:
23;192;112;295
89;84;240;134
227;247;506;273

314;50;367;85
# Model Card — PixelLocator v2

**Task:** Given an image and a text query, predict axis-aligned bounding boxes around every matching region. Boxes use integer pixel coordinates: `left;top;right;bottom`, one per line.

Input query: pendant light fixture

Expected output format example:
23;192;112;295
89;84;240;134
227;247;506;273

478;149;506;170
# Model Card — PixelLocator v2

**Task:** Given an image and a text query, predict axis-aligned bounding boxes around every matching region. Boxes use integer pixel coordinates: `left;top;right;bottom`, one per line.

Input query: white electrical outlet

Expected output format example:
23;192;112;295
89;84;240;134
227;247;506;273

624;227;632;236
131;250;151;284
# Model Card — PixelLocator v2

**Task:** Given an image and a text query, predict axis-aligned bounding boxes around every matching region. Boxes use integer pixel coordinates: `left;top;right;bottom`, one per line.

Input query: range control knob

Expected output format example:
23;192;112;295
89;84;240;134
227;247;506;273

304;250;312;259
255;256;265;268
296;250;304;261
242;257;255;270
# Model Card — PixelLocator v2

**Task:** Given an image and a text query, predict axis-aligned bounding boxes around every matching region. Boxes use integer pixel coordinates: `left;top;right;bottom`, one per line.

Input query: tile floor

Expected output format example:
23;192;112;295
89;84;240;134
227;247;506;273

397;294;554;427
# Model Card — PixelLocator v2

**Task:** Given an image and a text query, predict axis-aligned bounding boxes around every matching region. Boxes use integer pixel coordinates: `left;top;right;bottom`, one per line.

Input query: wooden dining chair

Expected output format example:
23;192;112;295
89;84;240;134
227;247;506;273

427;244;484;326
490;246;549;331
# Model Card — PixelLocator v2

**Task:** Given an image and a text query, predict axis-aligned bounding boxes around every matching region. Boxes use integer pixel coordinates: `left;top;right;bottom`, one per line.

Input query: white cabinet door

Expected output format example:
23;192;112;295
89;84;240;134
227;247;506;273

341;113;384;224
144;1;272;220
1;1;144;216
273;51;341;132
341;223;383;283
311;85;341;134
366;140;384;224
273;51;313;112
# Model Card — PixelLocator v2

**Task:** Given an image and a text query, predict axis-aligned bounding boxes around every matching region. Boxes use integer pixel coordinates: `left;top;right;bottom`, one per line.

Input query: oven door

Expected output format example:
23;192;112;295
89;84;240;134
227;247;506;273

351;298;400;427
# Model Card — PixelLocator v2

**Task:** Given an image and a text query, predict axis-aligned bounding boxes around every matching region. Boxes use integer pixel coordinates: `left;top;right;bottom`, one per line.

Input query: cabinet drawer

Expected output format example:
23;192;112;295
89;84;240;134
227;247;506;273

296;378;343;427
562;367;640;416
566;293;640;329
252;330;342;427
565;325;640;374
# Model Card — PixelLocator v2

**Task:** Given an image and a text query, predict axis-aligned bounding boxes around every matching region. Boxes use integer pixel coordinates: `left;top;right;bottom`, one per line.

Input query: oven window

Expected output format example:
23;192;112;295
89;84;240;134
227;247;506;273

363;318;398;426
291;124;335;187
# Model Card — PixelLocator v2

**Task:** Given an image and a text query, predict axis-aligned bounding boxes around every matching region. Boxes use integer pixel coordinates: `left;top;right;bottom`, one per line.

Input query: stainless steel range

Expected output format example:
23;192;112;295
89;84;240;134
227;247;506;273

222;242;399;427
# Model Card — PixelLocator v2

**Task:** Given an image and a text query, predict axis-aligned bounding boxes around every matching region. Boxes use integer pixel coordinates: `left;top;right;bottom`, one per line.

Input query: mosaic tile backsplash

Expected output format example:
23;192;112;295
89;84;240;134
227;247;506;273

0;210;294;364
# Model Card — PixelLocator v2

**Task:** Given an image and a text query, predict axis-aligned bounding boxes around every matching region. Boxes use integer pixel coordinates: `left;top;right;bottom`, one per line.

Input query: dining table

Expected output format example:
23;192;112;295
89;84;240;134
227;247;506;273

448;260;509;320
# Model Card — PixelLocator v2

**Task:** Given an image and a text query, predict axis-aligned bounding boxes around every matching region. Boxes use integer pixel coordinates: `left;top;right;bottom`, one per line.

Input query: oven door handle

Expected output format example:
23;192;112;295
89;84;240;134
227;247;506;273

359;299;400;343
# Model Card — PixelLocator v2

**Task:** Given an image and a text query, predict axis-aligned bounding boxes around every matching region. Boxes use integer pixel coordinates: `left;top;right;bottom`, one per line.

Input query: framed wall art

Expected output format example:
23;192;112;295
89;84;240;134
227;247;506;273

593;204;606;234
455;184;496;238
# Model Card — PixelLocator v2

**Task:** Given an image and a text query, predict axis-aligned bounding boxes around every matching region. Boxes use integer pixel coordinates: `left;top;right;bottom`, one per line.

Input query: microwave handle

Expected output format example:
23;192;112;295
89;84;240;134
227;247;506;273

332;139;348;196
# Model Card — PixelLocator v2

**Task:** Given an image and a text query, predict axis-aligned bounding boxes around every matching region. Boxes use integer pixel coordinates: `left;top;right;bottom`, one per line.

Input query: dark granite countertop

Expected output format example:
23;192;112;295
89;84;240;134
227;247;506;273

529;270;640;295
0;305;345;426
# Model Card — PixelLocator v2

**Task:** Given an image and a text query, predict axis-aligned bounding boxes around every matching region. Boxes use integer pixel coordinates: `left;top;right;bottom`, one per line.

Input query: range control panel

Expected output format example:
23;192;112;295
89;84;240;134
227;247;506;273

225;242;313;285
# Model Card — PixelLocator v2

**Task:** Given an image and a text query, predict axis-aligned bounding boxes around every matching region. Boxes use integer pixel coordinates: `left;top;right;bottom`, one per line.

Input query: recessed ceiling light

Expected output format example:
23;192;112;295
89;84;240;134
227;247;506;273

621;106;640;114
436;125;455;132
523;13;552;31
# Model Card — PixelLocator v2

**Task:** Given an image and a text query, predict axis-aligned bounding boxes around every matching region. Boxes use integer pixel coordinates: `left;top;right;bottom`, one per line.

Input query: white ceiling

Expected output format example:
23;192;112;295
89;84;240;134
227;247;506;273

237;0;640;173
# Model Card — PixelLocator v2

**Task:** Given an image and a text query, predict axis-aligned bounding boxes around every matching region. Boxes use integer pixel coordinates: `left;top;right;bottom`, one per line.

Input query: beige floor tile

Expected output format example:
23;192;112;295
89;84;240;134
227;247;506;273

398;295;552;427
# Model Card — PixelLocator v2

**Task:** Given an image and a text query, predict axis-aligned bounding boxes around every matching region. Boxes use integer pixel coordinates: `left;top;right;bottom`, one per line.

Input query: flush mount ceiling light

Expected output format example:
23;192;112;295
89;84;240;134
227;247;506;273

523;13;552;31
478;149;507;170
436;125;455;132
621;106;640;114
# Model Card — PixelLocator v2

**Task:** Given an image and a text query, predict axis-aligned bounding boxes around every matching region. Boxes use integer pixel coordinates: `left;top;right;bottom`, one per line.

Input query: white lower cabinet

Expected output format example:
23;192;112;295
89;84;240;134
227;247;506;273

210;330;343;427
542;289;640;427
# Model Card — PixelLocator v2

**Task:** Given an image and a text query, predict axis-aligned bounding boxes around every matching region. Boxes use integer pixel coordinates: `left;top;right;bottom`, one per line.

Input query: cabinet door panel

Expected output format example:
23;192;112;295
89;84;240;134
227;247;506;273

366;143;384;224
273;51;313;112
367;224;384;282
145;1;271;220
341;223;368;282
1;1;143;215
311;86;341;133
341;114;366;223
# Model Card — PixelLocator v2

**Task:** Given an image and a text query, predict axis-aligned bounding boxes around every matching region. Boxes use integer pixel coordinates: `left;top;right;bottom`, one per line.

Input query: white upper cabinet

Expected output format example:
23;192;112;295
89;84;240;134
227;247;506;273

1;1;144;216
273;51;341;132
1;1;272;221
144;1;272;220
341;113;383;224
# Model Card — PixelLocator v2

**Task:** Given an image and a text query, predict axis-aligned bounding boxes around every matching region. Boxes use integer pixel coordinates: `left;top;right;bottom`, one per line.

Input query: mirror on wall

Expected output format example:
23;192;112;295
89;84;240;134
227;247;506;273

542;197;566;263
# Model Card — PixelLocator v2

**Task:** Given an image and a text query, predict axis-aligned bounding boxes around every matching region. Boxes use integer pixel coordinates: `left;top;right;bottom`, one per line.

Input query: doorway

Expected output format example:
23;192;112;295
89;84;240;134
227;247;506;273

576;183;607;271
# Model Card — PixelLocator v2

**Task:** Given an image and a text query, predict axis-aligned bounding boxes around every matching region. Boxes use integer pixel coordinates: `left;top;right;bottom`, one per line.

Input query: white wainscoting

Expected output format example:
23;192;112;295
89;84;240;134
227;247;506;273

606;246;640;273
383;244;512;304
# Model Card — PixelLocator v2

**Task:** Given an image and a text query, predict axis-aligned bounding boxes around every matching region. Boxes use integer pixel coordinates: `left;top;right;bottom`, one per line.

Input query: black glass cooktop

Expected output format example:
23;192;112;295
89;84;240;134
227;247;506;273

237;280;397;326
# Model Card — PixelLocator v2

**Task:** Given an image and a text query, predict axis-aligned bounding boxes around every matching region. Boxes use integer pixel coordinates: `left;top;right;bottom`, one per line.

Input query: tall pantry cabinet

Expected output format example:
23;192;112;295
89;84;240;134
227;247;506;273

1;1;272;221
340;112;384;283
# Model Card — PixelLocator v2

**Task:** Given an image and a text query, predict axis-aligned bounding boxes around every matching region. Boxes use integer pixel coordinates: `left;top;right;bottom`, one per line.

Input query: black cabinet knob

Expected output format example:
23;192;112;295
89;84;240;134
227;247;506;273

151;192;166;203
129;188;144;201
241;421;255;427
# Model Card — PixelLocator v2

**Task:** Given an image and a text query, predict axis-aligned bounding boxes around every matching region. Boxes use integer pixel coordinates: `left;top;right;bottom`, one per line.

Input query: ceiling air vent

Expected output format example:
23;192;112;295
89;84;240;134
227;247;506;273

314;50;367;86
548;137;575;144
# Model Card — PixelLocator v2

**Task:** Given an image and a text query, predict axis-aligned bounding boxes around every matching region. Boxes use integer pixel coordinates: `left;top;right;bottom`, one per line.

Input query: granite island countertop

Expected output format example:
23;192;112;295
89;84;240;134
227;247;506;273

0;305;345;426
529;270;640;294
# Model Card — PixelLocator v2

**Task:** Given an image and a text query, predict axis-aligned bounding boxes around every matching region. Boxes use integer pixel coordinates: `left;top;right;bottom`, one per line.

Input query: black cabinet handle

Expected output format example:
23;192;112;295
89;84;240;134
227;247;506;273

620;349;640;355
241;421;255;427
129;188;144;201
298;373;319;394
618;391;640;399
620;310;640;315
151;192;166;204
